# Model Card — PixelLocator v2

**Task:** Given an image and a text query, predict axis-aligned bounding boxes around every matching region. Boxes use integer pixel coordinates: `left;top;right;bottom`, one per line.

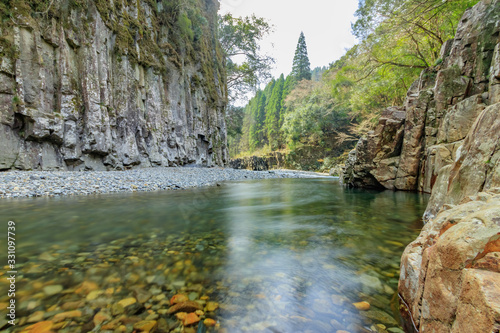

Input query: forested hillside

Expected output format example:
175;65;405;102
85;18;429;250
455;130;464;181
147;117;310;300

228;0;480;171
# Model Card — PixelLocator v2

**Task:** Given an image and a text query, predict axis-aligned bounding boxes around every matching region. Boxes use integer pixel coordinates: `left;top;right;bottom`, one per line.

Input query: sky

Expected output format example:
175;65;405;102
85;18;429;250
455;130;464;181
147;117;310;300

219;0;360;79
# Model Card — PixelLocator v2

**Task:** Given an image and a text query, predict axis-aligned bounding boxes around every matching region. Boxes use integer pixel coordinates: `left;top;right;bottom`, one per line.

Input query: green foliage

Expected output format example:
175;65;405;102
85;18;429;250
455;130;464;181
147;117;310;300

311;66;327;82
177;12;194;41
229;0;481;170
291;32;312;81
218;13;275;103
352;0;478;69
281;81;349;146
265;74;285;149
226;106;245;156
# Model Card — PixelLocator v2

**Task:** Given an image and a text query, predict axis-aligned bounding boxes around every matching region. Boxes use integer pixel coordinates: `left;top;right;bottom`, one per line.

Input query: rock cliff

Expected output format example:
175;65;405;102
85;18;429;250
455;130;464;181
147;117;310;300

0;0;228;171
341;0;500;331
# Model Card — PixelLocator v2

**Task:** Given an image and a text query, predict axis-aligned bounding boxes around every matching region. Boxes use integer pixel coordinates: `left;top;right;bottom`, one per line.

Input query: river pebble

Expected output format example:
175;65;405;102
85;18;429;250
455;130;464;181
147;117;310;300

0;167;326;199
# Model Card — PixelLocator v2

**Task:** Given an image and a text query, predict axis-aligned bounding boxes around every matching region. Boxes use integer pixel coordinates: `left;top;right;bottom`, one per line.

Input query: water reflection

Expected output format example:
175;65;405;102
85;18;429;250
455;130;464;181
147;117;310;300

0;178;427;333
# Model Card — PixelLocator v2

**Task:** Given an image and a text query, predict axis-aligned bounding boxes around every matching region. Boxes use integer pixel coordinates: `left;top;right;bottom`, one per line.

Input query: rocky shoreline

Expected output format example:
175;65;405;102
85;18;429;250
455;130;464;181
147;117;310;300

340;0;500;331
0;167;325;199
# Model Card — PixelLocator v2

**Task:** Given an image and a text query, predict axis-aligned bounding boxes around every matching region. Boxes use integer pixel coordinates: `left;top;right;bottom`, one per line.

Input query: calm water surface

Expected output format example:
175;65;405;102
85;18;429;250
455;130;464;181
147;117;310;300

0;178;427;333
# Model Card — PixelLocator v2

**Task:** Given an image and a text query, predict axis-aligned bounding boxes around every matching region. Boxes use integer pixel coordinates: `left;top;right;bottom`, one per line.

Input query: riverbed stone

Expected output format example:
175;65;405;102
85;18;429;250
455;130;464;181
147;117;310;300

43;285;63;296
133;320;157;332
167;301;202;314
52;310;82;322
353;301;370;311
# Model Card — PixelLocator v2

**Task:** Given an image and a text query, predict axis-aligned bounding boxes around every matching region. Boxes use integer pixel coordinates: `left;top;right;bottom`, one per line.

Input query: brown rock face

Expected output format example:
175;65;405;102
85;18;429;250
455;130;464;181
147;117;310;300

399;191;500;332
341;0;500;331
341;0;500;195
340;107;406;189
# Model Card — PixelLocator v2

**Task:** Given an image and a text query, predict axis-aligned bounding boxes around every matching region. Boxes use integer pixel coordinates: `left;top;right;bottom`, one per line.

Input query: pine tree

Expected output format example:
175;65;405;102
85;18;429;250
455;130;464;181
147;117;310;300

265;74;285;149
279;74;296;128
247;91;261;151
291;32;312;81
256;92;267;144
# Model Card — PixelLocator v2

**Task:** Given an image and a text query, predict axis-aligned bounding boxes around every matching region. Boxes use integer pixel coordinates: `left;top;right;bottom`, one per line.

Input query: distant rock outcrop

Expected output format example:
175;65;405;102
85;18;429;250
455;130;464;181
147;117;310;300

229;152;287;171
0;0;228;171
341;0;500;331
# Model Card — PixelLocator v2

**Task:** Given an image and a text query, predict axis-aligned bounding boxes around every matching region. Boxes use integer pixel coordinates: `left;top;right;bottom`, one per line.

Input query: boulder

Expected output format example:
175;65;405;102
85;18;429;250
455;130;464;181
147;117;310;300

400;191;500;331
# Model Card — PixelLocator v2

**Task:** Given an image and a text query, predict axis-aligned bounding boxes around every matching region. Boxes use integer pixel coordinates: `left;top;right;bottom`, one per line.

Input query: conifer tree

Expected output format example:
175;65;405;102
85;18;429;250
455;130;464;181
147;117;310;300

265;74;285;149
279;74;296;128
247;91;262;151
291;32;312;81
256;92;267;143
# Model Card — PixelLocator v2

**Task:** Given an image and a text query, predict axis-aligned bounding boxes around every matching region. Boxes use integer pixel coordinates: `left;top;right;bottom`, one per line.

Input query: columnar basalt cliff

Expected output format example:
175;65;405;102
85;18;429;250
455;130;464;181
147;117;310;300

341;0;500;331
0;0;228;171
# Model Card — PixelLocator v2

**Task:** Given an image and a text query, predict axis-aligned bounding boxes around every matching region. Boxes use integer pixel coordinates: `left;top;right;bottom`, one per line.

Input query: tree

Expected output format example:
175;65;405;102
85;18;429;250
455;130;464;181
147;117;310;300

291;32;312;81
265;74;285;149
311;66;327;81
351;0;478;69
281;82;350;147
218;13;275;103
226;105;245;156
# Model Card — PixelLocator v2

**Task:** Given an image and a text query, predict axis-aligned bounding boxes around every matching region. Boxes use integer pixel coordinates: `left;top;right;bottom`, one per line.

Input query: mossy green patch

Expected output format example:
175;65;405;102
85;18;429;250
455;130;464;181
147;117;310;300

1;0;226;108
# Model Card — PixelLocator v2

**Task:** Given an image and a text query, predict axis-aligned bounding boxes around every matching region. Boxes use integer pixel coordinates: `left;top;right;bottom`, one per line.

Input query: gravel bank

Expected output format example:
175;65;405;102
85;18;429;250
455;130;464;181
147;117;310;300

0;167;328;199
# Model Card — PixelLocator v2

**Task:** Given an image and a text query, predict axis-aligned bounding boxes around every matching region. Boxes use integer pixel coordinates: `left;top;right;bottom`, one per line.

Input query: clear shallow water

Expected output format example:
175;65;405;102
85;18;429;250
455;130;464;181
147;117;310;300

0;178;427;333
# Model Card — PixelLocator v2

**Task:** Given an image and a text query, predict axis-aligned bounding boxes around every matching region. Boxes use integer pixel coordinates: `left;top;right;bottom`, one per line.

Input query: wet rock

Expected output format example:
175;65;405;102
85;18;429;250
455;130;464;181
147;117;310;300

168;301;202;314
204;318;216;327
111;303;125;316
27;311;45;323
157;318;169;332
170;294;189;305
363;310;399;326
400;191;500;331
93;311;111;326
175;312;188;320
188;292;200;301
86;290;103;301
387;327;405;333
38;252;56;261
43;285;63;296
75;281;99;295
113;297;142;315
52;310;82;322
205;301;219;312
352;301;370;311
117;297;137;308
358;274;383;292
22;321;54;333
183;312;200;326
133;320;157;332
132;287;152;304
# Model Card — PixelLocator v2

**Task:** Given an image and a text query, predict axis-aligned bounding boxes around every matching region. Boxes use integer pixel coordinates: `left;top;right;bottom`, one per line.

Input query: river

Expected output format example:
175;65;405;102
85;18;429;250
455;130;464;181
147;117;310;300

0;177;428;333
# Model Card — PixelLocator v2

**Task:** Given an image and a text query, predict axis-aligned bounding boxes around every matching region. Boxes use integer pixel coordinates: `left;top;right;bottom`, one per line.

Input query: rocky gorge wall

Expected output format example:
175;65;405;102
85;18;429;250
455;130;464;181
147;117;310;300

341;0;500;331
0;0;228;171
